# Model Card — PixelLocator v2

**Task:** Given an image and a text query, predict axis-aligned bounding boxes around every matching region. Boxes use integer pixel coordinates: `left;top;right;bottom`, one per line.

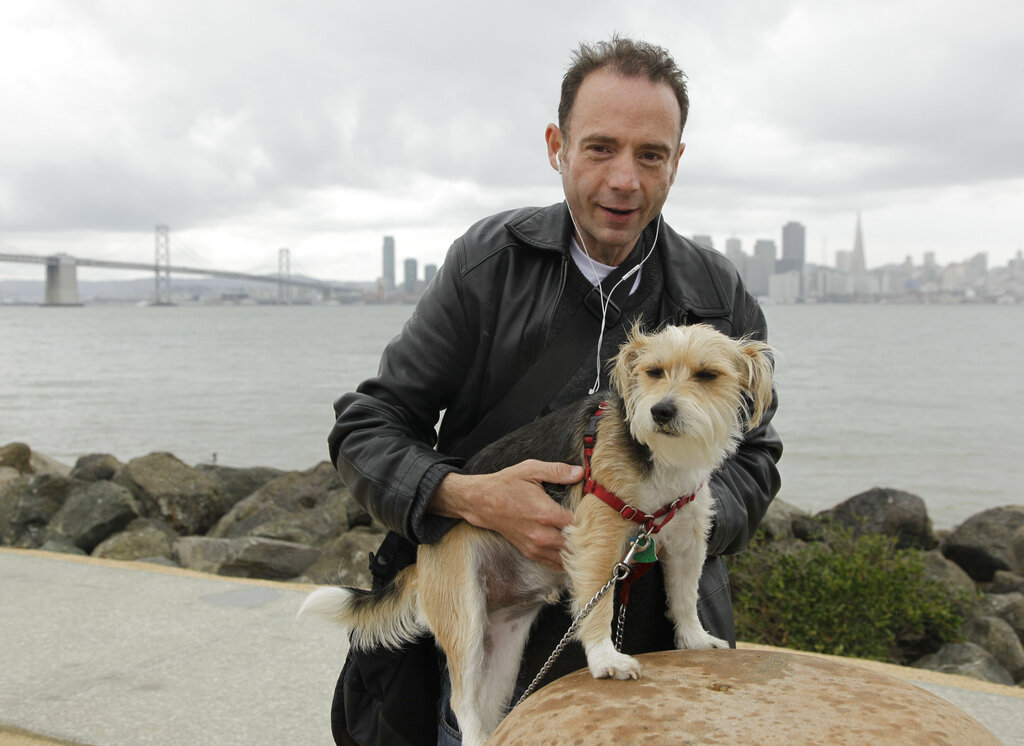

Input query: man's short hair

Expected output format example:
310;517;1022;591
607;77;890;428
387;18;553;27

558;36;689;139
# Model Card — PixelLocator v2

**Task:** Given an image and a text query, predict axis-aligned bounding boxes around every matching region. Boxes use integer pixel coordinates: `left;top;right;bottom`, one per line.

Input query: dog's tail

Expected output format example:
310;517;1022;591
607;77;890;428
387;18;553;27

299;566;424;651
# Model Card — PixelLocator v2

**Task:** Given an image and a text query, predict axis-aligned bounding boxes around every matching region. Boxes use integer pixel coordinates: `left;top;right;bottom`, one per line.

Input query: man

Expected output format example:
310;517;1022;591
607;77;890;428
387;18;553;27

330;37;781;745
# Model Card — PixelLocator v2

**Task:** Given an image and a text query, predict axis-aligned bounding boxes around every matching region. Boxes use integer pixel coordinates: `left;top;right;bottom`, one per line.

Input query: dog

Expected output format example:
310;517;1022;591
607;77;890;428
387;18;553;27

302;323;774;745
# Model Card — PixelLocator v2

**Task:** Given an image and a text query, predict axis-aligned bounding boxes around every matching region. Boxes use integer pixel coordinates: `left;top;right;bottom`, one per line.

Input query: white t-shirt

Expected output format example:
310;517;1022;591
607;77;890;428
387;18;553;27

569;236;643;295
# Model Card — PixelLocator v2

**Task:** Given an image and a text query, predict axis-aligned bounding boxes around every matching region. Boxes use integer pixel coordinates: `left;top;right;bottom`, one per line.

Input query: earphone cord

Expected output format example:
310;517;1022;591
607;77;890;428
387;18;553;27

565;204;662;394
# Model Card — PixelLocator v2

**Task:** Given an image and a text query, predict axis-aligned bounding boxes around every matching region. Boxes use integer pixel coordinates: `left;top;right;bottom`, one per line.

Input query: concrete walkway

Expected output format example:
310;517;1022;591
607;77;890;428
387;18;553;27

1;548;1022;746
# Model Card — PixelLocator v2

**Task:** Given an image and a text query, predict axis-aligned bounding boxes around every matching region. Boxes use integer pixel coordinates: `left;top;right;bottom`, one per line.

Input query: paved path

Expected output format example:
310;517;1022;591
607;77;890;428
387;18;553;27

2;548;1022;745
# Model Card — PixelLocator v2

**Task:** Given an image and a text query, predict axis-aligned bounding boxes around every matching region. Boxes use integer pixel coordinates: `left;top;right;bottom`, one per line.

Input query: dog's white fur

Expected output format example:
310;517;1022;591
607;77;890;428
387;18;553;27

302;324;774;745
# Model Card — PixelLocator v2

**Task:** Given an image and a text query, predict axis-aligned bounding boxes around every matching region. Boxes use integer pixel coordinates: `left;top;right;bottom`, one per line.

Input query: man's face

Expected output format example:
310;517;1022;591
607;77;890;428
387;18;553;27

546;69;683;266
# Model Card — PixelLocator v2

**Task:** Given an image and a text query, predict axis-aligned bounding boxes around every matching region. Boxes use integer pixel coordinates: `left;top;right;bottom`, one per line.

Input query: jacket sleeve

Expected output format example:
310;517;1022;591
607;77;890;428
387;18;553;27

328;241;473;543
705;290;783;557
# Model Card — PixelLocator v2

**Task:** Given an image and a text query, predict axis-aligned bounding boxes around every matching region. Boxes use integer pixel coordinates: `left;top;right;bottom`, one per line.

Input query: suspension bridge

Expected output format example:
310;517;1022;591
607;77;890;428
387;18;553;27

0;226;362;305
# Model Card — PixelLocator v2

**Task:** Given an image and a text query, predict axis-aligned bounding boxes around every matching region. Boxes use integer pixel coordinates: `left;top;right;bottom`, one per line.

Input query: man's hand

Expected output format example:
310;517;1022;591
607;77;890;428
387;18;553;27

429;460;581;569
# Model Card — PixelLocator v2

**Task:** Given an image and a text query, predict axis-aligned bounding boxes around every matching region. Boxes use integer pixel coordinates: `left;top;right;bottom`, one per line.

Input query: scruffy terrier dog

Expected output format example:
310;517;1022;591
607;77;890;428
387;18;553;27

302;324;774;745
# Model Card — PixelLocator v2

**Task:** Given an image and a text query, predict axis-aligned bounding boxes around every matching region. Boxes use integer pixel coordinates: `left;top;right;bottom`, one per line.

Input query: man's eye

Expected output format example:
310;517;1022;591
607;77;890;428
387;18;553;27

646;368;664;379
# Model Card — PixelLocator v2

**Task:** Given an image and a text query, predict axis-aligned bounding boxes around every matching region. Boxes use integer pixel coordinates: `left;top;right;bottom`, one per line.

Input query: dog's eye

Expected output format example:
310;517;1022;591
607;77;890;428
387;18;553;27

646;367;664;379
695;369;719;381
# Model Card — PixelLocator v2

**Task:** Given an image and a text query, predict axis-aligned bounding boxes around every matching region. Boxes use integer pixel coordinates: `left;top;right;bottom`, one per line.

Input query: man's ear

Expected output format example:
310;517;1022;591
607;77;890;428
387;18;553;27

545;123;563;173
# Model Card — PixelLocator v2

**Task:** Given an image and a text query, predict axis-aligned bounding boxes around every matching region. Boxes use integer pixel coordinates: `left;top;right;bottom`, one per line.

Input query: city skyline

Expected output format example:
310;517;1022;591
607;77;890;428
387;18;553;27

1;2;1022;282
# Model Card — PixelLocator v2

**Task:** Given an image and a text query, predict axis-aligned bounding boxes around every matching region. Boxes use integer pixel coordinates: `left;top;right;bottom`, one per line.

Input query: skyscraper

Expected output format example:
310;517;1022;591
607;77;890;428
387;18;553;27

850;213;867;275
779;221;806;273
403;257;418;294
382;236;396;290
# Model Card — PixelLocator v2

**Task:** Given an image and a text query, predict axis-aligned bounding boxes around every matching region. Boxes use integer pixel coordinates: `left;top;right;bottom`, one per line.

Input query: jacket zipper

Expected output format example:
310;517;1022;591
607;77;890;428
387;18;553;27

543;256;569;348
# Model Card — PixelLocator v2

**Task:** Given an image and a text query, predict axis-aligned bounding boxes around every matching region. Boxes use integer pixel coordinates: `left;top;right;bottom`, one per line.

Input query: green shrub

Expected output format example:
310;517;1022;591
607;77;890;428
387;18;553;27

727;526;967;663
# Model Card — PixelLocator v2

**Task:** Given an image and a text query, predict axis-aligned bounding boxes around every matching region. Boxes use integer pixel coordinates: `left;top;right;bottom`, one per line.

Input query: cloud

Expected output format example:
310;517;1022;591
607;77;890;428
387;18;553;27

0;0;1021;276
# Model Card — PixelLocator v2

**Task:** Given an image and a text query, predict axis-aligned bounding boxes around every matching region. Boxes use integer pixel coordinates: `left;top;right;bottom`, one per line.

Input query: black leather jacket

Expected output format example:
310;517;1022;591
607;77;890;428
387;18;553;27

329;202;782;642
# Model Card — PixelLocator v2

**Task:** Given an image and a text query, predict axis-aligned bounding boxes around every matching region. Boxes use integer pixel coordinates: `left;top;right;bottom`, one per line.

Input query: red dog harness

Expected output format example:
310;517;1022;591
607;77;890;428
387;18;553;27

582;402;700;604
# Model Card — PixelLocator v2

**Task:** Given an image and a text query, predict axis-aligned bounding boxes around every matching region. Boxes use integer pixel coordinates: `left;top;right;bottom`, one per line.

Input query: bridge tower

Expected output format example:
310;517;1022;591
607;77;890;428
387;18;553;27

278;248;291;304
43;254;81;306
154;225;172;305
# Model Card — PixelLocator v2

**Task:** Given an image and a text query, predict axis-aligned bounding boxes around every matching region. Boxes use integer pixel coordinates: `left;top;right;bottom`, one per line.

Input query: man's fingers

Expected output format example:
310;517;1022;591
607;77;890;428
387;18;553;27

517;459;584;486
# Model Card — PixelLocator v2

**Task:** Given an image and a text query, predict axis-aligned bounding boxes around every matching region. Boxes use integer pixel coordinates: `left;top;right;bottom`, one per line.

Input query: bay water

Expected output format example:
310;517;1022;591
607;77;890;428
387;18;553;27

1;302;1021;530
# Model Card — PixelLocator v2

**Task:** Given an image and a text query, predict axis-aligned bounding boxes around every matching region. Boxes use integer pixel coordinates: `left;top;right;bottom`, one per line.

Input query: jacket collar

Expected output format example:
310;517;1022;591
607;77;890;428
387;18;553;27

504;202;730;319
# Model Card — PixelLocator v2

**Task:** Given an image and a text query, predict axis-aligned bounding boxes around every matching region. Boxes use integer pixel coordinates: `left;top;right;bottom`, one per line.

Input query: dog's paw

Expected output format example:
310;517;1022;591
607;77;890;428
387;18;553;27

586;639;642;680
676;629;730;650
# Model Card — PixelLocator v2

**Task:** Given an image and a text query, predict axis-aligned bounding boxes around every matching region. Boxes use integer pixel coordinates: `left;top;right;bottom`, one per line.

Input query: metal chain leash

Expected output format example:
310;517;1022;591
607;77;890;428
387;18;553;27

513;529;654;709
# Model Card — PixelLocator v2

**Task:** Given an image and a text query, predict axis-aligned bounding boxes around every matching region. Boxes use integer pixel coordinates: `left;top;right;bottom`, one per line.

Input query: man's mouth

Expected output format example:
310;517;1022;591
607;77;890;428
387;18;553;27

602;206;637;217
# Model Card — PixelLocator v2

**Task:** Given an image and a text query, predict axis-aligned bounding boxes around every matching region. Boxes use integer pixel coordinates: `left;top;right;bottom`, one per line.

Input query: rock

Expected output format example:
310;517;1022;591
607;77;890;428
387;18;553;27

300;527;383;587
70;453;124;482
977;592;1024;645
817;487;935;549
911;641;1014;685
0;466;20;492
193;463;285;513
92;518;177;562
29;451;71;477
986;570;1024;595
758;499;809;542
1014;525;1024;574
114;452;224;535
960;616;1024;683
47;481;142;552
922;550;978;614
942;506;1024;581
0;473;78;547
0;442;33;473
490;649;1002;746
38;535;87;556
173;536;321;580
208;462;352;547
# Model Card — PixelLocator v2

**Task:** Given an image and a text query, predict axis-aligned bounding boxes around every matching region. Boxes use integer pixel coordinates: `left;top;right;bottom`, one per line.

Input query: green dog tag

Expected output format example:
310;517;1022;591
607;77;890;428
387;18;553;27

632;536;658;564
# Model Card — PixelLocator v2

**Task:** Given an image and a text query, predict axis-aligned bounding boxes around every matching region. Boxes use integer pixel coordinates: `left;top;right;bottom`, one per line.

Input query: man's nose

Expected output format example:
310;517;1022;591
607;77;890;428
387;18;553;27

607;154;640;191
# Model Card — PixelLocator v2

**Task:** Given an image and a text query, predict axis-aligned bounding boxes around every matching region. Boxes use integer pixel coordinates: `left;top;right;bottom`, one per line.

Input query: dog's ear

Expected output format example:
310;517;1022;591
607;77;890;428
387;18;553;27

735;338;775;430
610;323;646;395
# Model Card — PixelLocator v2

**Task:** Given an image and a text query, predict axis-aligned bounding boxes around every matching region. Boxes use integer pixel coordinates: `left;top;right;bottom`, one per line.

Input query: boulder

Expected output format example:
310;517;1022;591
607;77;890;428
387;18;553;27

0;473;79;547
922;550;978;614
987;570;1024;595
114;452;224;535
976;592;1024;645
38;535;87;556
193;463;284;513
70;453;124;482
208;462;352;547
817;487;935;549
490;649;1002;745
301;527;384;587
911;642;1014;685
173;536;321;580
92;518;177;562
47;481;142;552
960;616;1024;683
29;450;72;477
1014;525;1024;575
942;506;1024;581
0;442;33;473
758;499;809;543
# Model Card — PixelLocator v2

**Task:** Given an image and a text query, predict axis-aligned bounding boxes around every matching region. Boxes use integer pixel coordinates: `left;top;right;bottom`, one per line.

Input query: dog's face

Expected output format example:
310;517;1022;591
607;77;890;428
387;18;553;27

610;324;774;468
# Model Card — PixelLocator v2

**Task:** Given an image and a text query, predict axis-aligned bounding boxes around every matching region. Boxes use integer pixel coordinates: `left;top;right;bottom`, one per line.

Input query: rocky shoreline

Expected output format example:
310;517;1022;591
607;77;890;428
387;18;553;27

2;441;1022;689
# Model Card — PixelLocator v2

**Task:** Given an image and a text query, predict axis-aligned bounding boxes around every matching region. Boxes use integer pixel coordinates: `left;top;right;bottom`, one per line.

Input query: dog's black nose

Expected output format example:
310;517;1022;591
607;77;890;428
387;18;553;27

650;400;676;426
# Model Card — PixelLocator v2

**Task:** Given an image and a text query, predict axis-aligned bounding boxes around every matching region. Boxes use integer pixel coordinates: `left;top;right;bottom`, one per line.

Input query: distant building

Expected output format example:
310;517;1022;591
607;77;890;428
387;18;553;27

382;236;396;290
778;221;806;274
403;258;418;294
850;213;867;275
747;239;777;296
692;234;714;251
424;263;438;287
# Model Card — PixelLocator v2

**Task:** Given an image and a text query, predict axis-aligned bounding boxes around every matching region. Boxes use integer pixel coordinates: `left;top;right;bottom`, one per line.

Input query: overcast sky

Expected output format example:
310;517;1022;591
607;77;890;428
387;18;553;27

1;0;1022;282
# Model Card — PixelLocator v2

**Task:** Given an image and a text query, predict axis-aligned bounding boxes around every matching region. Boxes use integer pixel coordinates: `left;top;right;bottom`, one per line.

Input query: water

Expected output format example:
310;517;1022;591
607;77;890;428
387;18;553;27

1;303;1021;530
